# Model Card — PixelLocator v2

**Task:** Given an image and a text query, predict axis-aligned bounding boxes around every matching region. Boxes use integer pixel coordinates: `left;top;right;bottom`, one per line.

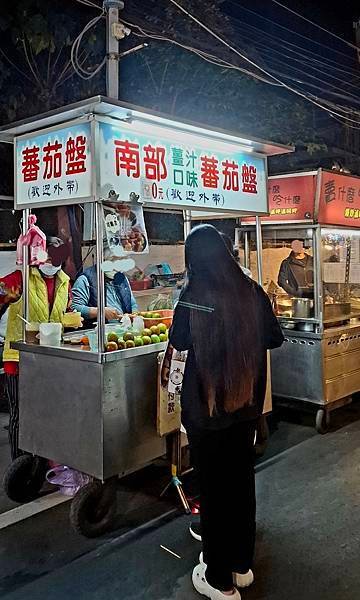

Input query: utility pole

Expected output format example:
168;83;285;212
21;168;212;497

353;19;360;64
104;0;124;99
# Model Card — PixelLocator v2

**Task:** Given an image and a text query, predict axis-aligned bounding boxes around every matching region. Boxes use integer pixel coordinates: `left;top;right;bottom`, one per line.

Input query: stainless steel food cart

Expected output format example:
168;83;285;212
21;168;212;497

0;96;292;535
241;170;360;432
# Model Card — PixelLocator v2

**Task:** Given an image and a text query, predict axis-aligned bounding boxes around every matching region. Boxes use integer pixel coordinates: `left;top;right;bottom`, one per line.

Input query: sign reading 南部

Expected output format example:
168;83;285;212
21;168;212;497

15;122;92;208
98;121;267;214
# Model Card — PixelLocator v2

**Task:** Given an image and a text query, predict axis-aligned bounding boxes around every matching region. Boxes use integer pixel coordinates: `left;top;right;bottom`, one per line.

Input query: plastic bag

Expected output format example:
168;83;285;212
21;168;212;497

46;466;91;497
148;294;173;311
120;314;132;330
132;315;145;333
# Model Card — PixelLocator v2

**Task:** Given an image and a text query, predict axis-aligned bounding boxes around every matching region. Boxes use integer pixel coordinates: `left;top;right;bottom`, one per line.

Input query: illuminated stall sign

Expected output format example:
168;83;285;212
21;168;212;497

243;174;316;223
318;171;360;227
15;123;92;208
98;121;268;214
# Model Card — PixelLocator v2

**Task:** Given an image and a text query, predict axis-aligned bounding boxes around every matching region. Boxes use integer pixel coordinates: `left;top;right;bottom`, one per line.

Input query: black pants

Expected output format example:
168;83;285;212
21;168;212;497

5;374;23;461
191;420;256;591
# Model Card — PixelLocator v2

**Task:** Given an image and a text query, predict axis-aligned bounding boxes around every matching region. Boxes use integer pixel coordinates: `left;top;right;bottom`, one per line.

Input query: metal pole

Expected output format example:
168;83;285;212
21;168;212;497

183;210;192;239
104;0;124;99
22;209;30;341
314;225;323;332
255;216;263;286
244;230;250;269
95;201;106;353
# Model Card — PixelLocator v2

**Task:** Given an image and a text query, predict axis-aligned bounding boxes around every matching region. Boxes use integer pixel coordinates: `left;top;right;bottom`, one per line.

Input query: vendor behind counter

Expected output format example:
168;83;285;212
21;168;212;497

277;239;314;298
71;248;138;324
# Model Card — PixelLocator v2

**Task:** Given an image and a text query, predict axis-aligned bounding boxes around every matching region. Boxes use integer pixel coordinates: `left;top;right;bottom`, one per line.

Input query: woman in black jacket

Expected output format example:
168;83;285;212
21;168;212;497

169;225;283;600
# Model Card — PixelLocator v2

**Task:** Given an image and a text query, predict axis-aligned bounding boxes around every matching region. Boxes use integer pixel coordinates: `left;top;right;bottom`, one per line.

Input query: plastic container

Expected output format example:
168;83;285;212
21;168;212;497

143;309;173;329
87;325;126;352
129;278;152;291
25;322;40;344
39;322;62;347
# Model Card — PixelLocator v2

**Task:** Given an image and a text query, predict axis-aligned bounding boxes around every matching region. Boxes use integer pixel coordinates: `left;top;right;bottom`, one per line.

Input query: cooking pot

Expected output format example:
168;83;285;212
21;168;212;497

324;302;351;320
292;297;314;319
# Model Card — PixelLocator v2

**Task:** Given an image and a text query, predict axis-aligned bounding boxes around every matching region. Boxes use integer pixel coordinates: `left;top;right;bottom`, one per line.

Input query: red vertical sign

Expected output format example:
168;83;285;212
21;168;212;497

318;171;360;227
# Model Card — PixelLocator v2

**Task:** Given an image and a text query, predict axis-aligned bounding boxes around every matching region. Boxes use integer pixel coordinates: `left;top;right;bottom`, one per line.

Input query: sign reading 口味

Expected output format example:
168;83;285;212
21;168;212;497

99;121;267;213
15;123;92;208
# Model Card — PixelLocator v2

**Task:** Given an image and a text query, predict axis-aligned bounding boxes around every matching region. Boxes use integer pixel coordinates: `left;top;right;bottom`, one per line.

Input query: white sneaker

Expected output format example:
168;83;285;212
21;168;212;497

192;563;241;600
233;571;254;589
199;552;254;589
190;522;202;541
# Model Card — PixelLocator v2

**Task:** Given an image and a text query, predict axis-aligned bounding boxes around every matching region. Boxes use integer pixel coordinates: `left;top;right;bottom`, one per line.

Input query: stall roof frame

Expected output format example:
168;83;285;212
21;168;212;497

0;95;294;158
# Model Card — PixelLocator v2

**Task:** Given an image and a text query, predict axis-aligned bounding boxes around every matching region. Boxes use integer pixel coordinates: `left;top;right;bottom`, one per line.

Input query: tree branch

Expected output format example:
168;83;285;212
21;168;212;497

142;54;159;95
21;38;43;89
0;47;34;84
47;49;52;86
51;46;63;78
28;39;43;82
159;60;169;97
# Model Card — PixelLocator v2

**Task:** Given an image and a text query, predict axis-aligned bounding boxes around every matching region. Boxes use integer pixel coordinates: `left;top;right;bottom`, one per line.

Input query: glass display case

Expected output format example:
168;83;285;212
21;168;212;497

238;223;360;433
321;228;360;325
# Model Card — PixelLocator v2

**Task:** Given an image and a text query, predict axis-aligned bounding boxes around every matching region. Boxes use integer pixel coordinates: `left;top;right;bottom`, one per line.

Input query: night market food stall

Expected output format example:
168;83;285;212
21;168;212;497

242;169;360;433
0;97;291;536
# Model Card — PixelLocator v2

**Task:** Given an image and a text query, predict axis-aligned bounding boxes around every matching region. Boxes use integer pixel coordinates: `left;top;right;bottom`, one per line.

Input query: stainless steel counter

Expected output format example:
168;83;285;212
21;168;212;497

14;341;167;480
13;340;167;363
271;321;360;416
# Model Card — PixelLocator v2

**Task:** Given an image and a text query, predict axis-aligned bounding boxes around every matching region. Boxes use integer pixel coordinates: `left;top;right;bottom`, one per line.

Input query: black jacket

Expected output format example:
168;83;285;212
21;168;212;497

169;281;284;436
278;252;314;297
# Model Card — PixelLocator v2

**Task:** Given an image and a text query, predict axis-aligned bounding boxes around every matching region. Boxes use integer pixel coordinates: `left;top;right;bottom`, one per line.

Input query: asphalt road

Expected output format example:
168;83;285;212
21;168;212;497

0;402;359;599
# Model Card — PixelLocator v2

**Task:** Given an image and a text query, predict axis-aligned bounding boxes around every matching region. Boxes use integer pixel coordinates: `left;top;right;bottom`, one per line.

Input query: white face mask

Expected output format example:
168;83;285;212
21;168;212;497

39;264;61;278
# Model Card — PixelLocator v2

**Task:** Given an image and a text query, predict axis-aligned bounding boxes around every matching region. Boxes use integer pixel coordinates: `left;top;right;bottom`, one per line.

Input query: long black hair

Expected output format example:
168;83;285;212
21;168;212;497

183;224;260;416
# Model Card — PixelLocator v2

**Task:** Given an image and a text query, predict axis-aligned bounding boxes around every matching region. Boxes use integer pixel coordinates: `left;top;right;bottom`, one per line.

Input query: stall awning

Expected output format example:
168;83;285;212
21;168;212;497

0;96;294;157
0;96;293;214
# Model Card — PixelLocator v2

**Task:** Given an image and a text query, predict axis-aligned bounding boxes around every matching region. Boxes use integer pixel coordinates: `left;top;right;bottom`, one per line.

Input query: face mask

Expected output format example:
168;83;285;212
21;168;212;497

39;264;61;277
104;271;115;280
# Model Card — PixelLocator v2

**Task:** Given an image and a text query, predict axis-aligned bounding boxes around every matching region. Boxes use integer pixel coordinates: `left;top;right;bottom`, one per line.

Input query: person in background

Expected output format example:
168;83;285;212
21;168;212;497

278;239;314;297
71;249;137;323
169;225;283;600
0;235;72;460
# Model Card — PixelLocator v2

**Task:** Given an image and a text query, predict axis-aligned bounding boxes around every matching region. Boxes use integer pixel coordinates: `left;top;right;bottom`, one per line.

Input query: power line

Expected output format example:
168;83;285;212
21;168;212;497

225;0;357;63
125;21;280;86
234;30;360;98
270;0;359;52
128;20;360;106
167;0;360;125
70;11;106;79
226;16;360;79
73;0;103;10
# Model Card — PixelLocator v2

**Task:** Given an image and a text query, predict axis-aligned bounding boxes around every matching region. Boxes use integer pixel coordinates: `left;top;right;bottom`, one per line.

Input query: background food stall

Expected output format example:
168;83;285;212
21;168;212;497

0;96;291;535
241;169;360;432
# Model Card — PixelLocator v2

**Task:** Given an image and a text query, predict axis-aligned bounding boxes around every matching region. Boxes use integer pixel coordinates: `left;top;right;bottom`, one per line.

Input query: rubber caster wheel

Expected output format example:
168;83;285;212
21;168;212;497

3;455;48;503
255;415;269;457
69;481;117;538
316;409;330;434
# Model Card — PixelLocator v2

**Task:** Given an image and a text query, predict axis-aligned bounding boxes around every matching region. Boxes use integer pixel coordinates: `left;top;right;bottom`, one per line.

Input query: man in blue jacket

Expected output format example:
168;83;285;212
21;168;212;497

72;260;137;323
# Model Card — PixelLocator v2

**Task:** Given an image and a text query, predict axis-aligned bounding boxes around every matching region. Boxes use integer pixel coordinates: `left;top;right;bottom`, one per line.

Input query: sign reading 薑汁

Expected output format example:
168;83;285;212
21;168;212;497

98;121;267;214
15;122;92;208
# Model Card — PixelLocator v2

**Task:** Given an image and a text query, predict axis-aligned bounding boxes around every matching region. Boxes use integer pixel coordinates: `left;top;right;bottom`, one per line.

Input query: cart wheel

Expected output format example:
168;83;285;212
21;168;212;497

255;415;269;457
3;455;48;503
316;409;330;434
69;482;117;538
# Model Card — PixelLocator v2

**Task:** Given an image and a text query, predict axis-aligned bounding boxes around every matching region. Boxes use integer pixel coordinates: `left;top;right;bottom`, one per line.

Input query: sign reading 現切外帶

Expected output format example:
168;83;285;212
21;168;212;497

15;123;92;208
318;171;360;227
98;121;267;213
